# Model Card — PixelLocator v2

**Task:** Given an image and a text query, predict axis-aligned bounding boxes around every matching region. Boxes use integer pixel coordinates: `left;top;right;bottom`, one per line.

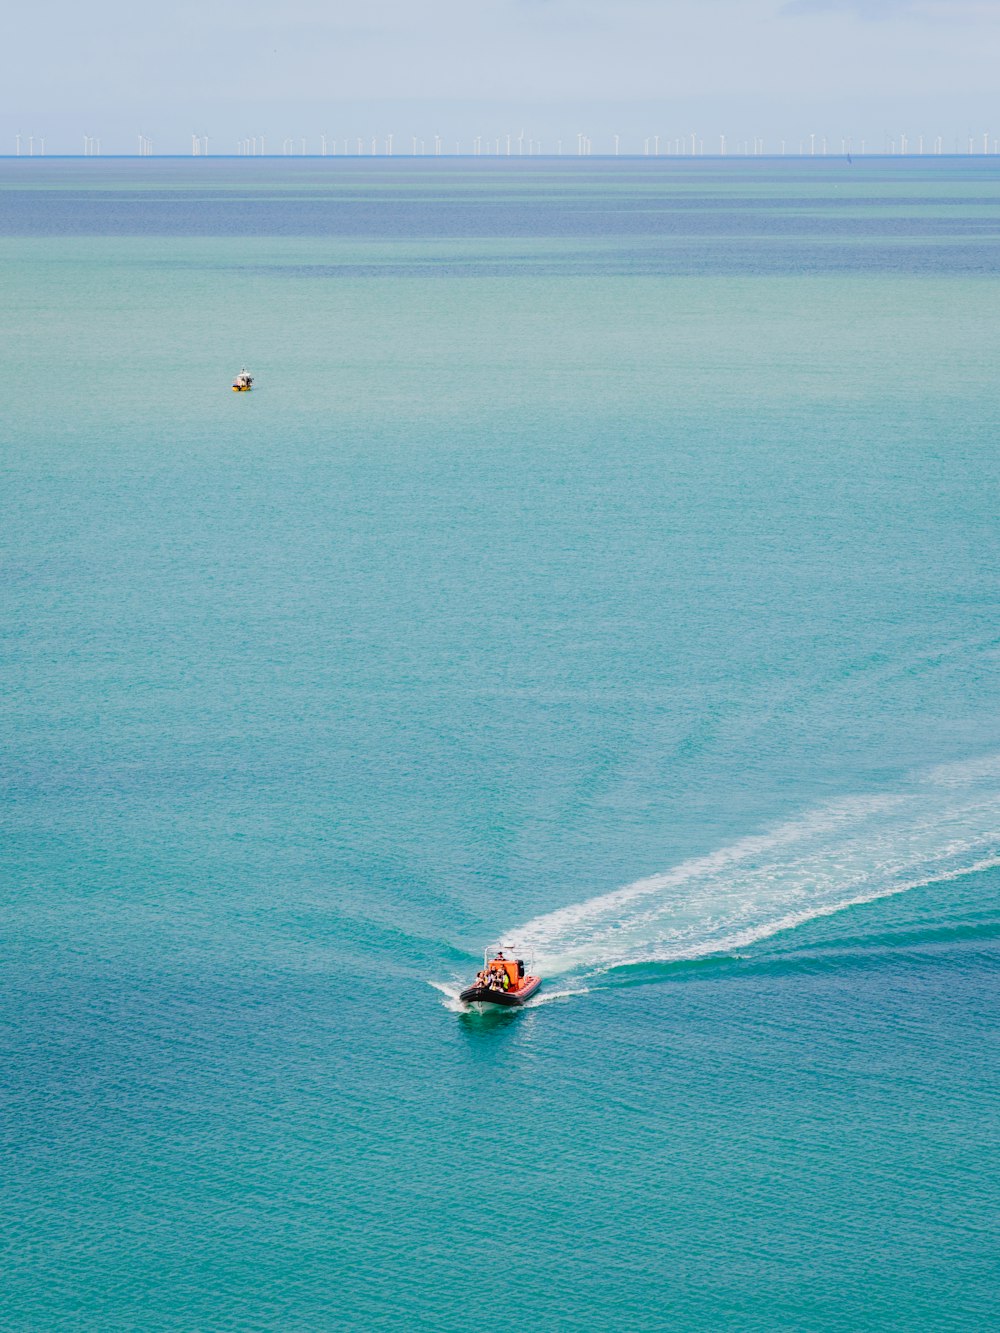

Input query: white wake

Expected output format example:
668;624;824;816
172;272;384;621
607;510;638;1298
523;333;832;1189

512;754;1000;978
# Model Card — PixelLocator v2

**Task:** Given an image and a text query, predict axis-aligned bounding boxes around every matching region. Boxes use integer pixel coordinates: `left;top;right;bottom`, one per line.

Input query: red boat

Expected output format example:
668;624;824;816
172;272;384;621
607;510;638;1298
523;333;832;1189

459;949;541;1008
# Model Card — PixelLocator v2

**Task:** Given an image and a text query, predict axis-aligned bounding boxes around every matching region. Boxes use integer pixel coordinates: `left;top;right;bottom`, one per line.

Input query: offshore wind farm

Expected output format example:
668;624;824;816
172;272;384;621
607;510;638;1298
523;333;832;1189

8;129;1000;156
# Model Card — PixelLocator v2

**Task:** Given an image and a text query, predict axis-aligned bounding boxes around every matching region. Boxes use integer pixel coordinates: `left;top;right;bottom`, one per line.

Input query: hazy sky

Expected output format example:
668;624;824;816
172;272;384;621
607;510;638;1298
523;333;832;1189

5;0;1000;151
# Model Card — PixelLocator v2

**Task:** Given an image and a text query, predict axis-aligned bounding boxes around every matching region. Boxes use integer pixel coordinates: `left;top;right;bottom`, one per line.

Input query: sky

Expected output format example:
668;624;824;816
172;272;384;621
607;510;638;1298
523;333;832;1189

4;0;1000;153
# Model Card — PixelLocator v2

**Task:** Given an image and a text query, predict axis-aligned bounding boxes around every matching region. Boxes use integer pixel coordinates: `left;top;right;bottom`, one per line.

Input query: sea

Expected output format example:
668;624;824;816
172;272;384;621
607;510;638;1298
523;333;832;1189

1;156;998;1330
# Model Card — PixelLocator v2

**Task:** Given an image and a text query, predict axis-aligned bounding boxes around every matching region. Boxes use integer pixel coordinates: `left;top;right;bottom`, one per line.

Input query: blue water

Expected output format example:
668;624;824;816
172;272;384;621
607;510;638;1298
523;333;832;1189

2;158;999;1329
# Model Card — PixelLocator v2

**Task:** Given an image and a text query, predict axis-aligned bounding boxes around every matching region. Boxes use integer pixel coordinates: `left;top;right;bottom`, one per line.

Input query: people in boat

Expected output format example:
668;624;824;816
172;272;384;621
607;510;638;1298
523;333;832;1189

479;959;511;991
492;951;509;990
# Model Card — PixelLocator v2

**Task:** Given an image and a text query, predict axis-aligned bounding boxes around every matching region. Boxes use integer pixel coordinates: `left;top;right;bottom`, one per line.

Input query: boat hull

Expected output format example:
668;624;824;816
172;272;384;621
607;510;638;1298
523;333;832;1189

459;976;541;1008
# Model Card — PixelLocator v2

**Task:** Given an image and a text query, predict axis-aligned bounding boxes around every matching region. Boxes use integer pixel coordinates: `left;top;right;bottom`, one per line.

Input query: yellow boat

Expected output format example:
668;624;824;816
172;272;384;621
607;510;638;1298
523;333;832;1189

232;367;253;392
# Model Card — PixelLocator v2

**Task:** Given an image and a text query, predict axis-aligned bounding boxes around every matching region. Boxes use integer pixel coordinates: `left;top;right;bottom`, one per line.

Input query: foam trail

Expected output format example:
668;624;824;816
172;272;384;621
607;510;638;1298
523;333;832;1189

514;755;1000;978
523;985;590;1007
428;980;468;1013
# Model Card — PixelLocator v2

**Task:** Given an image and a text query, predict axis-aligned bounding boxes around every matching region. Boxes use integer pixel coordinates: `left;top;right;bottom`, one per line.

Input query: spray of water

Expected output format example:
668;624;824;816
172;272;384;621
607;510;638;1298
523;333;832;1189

511;755;1000;978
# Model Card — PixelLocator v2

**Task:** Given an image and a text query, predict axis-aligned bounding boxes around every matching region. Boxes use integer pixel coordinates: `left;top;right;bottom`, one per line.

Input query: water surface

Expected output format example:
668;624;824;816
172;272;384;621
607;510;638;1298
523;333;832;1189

2;157;998;1330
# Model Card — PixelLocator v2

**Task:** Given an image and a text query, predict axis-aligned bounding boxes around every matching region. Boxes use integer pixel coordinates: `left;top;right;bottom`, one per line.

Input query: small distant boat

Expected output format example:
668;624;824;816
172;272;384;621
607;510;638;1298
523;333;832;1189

460;948;541;1009
232;367;253;392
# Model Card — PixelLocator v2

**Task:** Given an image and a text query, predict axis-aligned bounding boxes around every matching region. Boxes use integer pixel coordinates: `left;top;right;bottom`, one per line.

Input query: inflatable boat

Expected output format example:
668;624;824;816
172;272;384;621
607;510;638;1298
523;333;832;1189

459;949;541;1008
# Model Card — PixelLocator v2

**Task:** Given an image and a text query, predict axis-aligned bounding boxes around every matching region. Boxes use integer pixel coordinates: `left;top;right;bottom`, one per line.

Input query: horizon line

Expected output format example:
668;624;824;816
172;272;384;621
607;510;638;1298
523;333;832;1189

0;151;992;160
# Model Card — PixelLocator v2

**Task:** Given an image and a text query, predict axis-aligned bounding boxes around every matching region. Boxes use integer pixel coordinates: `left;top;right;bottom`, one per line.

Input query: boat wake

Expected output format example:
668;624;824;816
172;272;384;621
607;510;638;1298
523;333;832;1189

428;980;469;1013
429;977;588;1012
512;754;1000;979
522;986;589;1007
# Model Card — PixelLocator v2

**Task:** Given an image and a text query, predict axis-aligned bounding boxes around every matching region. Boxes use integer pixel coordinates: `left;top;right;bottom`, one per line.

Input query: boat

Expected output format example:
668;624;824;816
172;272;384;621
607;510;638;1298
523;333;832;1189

459;948;541;1008
232;367;253;392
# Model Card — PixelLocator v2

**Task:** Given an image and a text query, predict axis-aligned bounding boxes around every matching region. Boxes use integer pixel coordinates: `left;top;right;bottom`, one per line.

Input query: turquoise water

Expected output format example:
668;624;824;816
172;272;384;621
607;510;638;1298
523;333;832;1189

2;158;999;1329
